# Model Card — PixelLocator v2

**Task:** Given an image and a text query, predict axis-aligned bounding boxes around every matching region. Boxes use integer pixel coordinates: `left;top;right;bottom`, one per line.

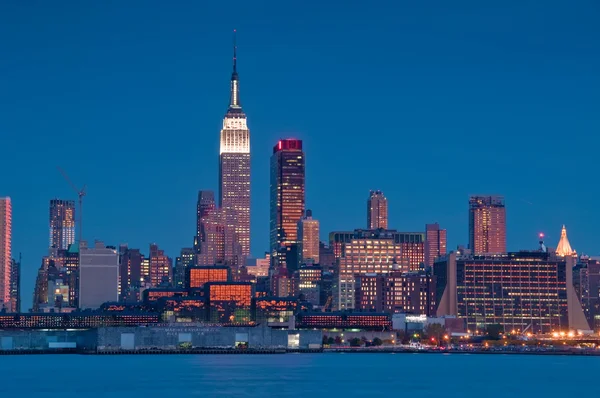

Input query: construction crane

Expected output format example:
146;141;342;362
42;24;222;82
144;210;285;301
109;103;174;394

57;166;86;245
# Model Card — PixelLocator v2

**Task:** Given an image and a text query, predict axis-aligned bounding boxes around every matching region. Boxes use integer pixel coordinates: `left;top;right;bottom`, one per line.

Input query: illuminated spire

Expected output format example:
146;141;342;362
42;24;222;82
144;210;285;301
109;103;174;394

555;225;575;257
229;29;241;109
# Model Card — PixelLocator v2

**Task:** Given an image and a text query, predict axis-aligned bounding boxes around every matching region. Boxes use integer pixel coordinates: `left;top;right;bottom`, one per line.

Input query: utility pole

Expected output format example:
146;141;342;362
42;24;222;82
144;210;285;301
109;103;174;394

57;167;86;245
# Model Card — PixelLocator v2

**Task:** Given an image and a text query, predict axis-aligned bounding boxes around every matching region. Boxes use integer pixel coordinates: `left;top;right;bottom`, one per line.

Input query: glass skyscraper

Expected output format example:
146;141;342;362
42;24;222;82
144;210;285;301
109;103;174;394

49;199;75;250
270;139;305;255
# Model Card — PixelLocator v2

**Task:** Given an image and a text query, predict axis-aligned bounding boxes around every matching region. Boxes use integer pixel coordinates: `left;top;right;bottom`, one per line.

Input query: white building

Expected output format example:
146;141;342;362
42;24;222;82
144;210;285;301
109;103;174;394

79;240;119;309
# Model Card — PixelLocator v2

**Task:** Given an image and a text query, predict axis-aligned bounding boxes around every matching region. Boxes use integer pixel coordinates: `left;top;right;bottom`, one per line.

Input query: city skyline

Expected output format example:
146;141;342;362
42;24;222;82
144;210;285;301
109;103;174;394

1;2;599;311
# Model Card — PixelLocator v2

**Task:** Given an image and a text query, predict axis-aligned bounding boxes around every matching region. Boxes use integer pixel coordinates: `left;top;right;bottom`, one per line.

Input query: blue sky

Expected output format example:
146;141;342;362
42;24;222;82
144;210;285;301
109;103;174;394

1;1;599;310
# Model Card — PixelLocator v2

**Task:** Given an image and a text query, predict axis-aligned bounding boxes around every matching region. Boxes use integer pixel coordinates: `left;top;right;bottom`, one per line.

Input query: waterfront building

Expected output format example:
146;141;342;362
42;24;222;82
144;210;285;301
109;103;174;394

149;243;172;287
354;271;436;315
425;223;447;267
79;241;119;309
205;282;253;324
0;312;160;329
0;197;11;311
186;265;230;289
219;37;251;258
255;297;299;326
270;139;305;257
295;312;392;331
49;199;75;250
367;190;388;229
298;210;320;265
468;195;506;254
435;251;589;333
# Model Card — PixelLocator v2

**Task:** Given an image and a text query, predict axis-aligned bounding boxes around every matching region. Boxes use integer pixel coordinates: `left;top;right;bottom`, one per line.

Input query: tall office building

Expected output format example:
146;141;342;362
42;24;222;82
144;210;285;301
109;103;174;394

367;190;388;229
337;233;402;310
118;245;144;301
0;198;11;311
270;139;305;254
298;209;320;264
149;243;172;287
219;35;250;258
10;257;20;313
435;251;589;332
196;190;216;251
468;195;506;254
49;199;75;250
425;223;447;267
79;241;119;309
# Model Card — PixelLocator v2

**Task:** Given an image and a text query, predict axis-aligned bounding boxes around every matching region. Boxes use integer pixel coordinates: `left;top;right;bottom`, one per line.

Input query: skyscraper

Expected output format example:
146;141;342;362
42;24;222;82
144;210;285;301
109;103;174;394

298;209;320;264
10;256;20;313
425;223;447;267
196;190;216;251
49;199;75;250
219;33;250;258
118;245;144;301
270;139;305;255
0;197;11;311
367;190;388;230
468;195;506;254
149;243;172;287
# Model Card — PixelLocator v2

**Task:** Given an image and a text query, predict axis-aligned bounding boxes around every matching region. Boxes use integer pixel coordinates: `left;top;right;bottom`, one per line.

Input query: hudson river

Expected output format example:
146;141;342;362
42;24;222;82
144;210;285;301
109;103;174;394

1;353;598;397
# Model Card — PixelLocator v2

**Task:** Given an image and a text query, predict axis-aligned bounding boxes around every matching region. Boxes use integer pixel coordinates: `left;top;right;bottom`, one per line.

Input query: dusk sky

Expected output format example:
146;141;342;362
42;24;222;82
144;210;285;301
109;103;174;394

1;1;599;309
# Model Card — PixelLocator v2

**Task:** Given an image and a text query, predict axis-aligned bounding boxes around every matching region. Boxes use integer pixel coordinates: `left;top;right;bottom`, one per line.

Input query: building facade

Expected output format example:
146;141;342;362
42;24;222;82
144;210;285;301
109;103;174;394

297;210;319;265
337;236;402;310
79;241;119;309
425;223;447;267
468;195;506;254
331;229;425;270
218;41;250;258
186;266;230;289
149;244;172;287
10;257;20;313
118;245;144;302
355;271;436;315
195;190;216;253
435;251;589;333
270;139;305;256
0;198;11;311
49;199;75;250
367;190;388;229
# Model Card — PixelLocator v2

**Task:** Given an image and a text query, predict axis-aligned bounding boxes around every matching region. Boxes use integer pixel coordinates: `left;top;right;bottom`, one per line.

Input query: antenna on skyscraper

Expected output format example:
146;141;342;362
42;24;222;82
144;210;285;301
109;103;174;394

233;29;237;73
57;166;86;245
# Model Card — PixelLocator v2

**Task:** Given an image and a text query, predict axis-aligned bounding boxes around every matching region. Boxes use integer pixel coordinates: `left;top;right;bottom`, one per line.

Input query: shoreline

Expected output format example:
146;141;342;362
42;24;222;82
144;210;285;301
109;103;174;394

1;347;599;356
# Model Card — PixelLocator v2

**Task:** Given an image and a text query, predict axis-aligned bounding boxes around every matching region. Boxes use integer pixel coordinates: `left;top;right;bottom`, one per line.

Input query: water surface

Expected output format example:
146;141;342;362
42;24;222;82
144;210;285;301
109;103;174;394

1;353;597;397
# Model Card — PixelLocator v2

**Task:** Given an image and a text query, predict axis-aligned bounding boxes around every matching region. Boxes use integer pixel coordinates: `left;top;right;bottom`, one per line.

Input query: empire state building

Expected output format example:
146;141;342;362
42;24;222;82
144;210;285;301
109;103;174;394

219;33;250;258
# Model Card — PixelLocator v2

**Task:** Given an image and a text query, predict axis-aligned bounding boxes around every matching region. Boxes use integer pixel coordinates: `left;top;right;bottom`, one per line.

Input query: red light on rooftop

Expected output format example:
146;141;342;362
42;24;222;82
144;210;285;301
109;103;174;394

278;141;282;150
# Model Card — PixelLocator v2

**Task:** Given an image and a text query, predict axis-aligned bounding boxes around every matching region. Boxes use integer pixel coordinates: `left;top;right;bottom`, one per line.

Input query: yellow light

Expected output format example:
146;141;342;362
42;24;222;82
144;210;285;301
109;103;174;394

559;331;566;337
567;331;574;338
552;332;559;338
